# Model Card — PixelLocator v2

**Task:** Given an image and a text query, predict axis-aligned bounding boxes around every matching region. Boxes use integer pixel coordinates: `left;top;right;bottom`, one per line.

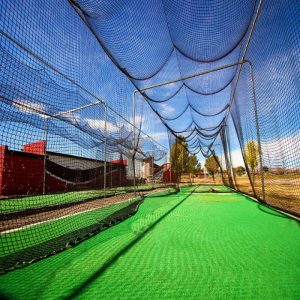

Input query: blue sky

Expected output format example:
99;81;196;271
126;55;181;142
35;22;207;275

0;0;299;169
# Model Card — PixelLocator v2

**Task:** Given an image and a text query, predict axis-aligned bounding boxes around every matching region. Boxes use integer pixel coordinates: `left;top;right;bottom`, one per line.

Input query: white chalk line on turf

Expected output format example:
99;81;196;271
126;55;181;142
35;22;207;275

1;189;170;235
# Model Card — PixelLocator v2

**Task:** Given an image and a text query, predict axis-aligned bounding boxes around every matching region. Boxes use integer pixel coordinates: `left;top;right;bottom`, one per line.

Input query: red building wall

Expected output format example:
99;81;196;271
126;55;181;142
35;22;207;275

0;141;129;196
23;140;45;155
163;168;177;183
0;146;7;193
111;159;127;166
0;147;44;195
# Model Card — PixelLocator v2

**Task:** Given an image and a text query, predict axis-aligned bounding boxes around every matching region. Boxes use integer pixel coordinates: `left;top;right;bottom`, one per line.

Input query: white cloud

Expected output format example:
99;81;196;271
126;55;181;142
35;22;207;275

61;112;81;124
148;131;168;142
142;81;181;98
144;89;155;96
160;103;175;115
261;132;300;168
132;114;143;125
12;98;47;118
84;118;119;133
161;83;181;98
227;132;300;169
229;148;245;168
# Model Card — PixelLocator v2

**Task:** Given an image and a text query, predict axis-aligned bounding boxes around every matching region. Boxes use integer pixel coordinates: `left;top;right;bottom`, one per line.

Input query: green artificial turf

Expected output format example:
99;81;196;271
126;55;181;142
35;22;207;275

0;188;176;258
0;187;299;299
0;185;158;214
0;191;113;214
181;184;232;193
0;198;138;257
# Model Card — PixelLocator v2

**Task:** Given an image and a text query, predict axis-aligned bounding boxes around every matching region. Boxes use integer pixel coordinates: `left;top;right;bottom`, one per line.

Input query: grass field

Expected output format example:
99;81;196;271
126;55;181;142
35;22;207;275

0;185;160;214
0;186;299;299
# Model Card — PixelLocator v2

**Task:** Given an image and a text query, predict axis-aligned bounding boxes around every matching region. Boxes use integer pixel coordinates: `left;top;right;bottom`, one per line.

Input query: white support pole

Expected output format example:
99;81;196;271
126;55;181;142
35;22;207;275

136;62;244;93
103;103;108;197
152;144;154;187
130;61;246;163
52;101;103;118
43;117;49;195
247;61;266;202
132;92;137;197
225;124;236;187
169;158;172;186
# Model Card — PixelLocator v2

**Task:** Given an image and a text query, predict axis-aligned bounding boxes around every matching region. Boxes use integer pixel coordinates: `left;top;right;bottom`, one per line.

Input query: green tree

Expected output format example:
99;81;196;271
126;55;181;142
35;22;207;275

205;155;219;181
170;136;189;180
235;166;245;176
244;140;259;182
196;162;202;174
187;154;199;182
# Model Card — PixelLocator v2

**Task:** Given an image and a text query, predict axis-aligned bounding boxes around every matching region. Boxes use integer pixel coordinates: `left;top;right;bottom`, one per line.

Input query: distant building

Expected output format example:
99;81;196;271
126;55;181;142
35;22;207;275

0;141;127;196
0;140;174;196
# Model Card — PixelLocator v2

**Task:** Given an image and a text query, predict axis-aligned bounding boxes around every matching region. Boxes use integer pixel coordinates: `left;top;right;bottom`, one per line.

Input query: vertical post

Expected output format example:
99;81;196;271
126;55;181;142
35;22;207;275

110;157;113;189
43;117;49;195
215;144;225;185
152;145;154;188
168;134;172;186
247;61;266;202
103;103;107;197
169;156;172;185
230;112;256;196
119;155;122;188
181;147;183;184
132;91;137;197
225;125;236;188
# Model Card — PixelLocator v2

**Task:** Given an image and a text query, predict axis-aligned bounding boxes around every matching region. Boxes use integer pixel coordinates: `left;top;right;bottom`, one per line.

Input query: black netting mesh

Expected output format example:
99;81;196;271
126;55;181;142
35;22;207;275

0;0;175;273
0;0;299;273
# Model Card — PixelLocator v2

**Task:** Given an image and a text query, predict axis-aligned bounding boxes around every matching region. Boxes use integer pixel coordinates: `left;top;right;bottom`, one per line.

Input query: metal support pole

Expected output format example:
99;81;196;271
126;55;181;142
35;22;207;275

225;125;236;187
130;61;249;161
151;145;154;187
110;158;113;189
169;151;172;186
103;103;108;197
132;92;137;197
181;147;183;184
52;101;103;118
213;144;225;185
135;62;244;93
43;117;49;195
230;112;256;195
248;61;266;202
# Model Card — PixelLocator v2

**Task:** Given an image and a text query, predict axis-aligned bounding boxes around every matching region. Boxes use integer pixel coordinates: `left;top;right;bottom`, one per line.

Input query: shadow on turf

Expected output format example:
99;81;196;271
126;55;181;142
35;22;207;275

235;191;298;221
257;203;289;219
0;292;12;300
64;187;197;300
247;197;297;220
257;203;300;225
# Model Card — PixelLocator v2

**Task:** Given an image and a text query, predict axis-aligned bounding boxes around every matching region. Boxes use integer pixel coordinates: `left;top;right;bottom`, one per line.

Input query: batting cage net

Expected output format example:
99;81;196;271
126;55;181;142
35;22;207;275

0;0;299;272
